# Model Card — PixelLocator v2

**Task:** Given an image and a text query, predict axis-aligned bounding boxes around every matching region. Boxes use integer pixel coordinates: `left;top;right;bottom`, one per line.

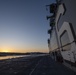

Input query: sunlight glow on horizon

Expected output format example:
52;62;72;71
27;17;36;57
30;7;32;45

2;49;9;52
0;47;49;53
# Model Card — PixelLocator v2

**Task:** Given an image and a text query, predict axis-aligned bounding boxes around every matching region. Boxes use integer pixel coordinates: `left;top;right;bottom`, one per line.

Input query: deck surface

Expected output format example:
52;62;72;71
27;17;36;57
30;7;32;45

0;55;76;75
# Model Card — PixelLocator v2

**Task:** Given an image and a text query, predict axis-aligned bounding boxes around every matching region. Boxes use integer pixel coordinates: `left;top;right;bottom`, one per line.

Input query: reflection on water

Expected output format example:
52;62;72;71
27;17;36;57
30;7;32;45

0;54;47;60
0;55;30;60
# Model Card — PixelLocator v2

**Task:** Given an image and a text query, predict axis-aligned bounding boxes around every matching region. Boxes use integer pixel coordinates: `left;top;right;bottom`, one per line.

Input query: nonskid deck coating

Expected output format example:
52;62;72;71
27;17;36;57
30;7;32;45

0;55;76;75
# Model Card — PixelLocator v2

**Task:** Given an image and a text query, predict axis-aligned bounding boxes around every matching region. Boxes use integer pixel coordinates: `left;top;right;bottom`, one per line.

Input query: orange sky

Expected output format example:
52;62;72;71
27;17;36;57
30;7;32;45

0;46;49;53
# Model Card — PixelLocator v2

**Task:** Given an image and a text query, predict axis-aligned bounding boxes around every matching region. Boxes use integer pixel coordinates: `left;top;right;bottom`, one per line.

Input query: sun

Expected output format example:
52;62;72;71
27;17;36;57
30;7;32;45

2;49;9;53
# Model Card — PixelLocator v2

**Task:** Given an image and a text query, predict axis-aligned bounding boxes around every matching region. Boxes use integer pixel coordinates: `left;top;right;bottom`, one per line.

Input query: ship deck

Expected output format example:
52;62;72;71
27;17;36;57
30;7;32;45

0;55;76;75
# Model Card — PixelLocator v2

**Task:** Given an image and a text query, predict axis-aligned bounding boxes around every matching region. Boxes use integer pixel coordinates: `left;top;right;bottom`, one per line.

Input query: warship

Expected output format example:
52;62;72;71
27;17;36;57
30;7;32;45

47;0;76;71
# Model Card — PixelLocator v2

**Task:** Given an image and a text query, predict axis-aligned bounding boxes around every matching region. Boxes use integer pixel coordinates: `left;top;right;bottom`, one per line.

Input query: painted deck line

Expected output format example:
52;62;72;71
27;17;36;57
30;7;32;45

29;58;43;75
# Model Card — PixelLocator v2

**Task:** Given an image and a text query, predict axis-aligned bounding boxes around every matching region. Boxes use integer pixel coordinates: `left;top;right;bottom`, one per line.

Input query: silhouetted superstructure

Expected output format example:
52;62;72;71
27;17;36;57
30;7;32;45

47;0;76;71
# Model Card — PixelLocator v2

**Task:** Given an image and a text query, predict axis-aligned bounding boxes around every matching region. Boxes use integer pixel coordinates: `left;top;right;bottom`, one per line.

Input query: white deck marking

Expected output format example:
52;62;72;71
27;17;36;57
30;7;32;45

29;58;43;75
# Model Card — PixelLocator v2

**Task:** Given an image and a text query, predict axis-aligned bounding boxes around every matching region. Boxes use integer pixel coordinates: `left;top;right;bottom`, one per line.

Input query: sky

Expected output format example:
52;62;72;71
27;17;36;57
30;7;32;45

0;0;55;53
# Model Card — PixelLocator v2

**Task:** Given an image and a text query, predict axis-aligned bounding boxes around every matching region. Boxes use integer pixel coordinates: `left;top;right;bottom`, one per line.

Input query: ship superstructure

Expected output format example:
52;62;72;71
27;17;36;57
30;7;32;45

47;0;76;71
